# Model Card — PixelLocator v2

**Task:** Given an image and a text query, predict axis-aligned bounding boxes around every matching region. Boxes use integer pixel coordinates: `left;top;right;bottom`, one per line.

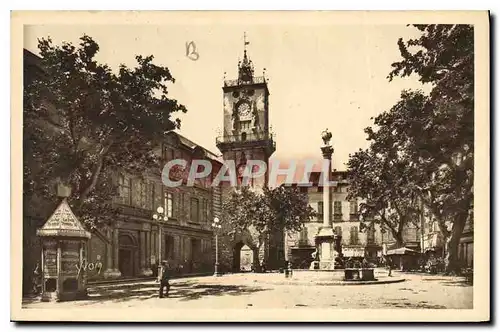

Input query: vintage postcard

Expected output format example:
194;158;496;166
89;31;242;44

11;10;490;322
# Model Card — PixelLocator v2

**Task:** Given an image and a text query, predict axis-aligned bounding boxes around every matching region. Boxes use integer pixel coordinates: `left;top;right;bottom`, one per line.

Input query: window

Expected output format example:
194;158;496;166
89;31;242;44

241;121;251;130
334;201;342;220
180;193;185;217
350;200;358;215
118;175;131;205
200;199;208;223
299;227;308;245
317;201;323;221
367;226;375;244
163;147;174;162
132;179;152;209
190;198;199;223
334;226;342;237
350;226;359;245
317;186;323;193
164;192;174;218
205;199;210;222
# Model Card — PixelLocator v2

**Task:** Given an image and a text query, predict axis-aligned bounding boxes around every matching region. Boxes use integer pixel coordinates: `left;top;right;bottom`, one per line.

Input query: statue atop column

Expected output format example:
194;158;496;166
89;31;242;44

321;128;332;146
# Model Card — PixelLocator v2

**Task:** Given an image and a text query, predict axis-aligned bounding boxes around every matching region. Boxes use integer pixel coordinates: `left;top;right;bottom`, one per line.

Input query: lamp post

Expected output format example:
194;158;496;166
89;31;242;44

212;217;222;277
153;206;168;282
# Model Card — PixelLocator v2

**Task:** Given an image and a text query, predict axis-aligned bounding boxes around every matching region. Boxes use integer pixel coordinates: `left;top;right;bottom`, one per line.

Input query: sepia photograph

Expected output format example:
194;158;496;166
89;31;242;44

10;10;489;322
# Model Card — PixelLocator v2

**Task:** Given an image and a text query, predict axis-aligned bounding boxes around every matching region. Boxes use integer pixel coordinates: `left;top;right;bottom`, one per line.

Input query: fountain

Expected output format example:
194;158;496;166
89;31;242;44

302;129;374;282
262;129;407;286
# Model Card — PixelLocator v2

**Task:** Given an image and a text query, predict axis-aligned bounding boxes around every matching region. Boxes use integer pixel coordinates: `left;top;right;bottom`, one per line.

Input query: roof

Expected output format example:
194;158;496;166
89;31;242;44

168;131;223;163
307;170;349;185
24;48;46;83
37;199;91;238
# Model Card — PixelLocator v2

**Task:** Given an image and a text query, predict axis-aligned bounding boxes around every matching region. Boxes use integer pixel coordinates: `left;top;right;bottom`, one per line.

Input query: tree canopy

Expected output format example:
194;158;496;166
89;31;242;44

347;91;425;247
348;24;473;273
24;35;187;228
221;185;315;243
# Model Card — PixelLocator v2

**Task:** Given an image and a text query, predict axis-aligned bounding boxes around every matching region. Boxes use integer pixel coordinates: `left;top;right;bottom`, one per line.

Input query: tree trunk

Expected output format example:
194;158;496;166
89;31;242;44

444;212;468;274
76;142;112;208
257;237;265;273
77;156;104;208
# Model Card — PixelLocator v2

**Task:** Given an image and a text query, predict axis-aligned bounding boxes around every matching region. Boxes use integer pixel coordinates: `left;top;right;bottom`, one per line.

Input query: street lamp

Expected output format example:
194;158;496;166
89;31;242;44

211;217;222;277
153;206;168;282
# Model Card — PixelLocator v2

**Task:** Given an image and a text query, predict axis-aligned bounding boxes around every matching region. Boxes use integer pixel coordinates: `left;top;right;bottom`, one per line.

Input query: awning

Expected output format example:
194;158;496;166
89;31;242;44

386;247;420;255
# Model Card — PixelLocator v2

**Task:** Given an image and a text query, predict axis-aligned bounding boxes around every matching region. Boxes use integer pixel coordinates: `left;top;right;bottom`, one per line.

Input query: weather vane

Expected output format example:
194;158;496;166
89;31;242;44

244;32;249;51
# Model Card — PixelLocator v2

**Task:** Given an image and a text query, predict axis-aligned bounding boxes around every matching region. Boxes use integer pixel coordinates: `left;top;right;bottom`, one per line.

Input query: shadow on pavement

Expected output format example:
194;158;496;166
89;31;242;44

439;280;473;287
384;301;447;309
80;280;270;304
169;282;269;302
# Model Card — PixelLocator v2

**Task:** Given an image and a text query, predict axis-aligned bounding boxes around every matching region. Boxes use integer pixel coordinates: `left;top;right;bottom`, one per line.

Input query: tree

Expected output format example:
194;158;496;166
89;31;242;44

388;25;474;273
347;97;422;247
24;35;187;229
221;185;315;262
263;185;316;237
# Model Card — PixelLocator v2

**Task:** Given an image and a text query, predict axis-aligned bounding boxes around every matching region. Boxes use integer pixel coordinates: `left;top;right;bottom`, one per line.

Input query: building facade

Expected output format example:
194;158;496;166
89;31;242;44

458;216;474;268
86;132;223;280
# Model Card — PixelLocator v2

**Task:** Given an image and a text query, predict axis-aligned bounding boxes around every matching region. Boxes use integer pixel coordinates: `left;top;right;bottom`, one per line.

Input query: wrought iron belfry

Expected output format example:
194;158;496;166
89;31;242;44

238;32;255;84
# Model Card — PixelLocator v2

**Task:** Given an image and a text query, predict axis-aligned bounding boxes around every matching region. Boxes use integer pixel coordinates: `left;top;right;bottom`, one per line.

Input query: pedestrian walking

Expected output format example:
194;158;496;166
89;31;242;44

386;256;393;277
159;260;170;298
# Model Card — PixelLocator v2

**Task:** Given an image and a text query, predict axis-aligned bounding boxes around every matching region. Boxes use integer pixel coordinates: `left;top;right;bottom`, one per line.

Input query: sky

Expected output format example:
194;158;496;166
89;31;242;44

24;23;429;171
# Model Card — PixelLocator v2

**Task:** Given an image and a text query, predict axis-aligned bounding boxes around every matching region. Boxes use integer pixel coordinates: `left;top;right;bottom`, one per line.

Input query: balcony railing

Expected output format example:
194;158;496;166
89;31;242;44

114;203;152;219
216;132;276;146
224;76;266;87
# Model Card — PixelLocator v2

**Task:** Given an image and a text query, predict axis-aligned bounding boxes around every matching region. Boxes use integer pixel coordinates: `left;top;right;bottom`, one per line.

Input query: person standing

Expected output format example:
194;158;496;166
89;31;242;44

159;260;170;298
386;256;393;277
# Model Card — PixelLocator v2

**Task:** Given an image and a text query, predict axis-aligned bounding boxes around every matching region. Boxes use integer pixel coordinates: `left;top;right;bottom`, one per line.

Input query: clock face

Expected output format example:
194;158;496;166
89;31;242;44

238;103;251;116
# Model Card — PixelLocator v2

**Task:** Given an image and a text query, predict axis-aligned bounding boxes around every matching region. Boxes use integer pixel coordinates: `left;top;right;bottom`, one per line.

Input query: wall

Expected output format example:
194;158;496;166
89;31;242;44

87;234;107;280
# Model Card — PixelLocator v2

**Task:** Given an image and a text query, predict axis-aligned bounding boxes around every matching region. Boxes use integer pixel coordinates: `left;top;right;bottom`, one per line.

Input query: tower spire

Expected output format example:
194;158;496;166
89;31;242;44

238;32;254;83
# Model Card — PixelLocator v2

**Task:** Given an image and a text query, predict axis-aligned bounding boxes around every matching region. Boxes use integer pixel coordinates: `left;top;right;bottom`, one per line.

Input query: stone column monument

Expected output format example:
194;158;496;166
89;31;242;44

314;129;342;270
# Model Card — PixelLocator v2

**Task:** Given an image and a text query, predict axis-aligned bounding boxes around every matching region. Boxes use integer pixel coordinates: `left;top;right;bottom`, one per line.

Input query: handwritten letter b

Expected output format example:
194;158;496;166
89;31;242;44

186;41;199;61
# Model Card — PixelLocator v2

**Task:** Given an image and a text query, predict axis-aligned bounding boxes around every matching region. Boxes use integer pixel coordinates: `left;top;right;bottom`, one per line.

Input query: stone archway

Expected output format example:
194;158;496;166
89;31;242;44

232;236;259;272
118;233;139;277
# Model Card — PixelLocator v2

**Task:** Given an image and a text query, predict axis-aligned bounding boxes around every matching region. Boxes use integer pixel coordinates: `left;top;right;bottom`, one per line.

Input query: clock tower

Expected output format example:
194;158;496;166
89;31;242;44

216;36;282;272
216;37;276;189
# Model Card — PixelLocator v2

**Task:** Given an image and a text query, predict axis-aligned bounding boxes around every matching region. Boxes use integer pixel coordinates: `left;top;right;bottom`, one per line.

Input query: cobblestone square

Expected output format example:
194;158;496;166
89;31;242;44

23;270;473;310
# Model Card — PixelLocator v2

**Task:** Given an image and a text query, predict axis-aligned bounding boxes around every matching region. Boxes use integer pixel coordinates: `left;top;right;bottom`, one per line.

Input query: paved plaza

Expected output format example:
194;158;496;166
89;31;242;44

23;269;472;309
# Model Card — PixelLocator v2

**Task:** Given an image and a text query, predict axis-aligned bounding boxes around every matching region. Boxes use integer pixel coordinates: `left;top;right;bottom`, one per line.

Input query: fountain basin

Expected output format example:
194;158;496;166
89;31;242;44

344;268;375;281
291;268;376;282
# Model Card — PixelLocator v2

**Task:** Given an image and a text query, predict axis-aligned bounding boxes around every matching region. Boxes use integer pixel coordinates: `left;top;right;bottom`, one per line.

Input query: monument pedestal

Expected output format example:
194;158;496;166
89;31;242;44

316;227;343;270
